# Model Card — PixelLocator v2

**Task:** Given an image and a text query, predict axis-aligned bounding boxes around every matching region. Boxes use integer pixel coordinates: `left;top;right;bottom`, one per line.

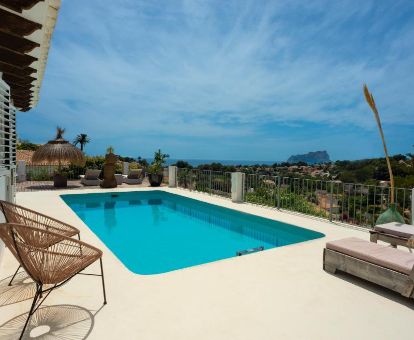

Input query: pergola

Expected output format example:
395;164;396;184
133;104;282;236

0;0;60;111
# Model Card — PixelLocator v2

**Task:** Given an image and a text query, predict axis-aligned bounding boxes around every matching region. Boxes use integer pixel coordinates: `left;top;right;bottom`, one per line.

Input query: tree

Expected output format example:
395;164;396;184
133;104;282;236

148;149;169;174
174;160;192;169
153;149;169;166
17;139;39;151
73;133;90;152
136;156;149;167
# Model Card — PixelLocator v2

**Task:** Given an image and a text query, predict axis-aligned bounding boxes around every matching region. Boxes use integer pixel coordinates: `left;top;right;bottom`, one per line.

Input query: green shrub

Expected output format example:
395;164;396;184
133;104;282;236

28;169;52;181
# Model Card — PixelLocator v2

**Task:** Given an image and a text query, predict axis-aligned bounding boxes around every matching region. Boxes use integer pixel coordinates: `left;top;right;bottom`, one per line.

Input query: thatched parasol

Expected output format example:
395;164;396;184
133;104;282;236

32;127;85;170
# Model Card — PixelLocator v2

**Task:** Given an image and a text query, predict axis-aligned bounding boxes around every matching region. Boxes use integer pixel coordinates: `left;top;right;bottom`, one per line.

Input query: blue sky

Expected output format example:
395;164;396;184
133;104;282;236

19;0;414;161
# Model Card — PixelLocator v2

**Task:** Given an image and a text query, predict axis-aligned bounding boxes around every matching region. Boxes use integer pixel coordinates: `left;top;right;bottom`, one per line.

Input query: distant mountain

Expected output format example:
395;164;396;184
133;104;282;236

287;151;330;164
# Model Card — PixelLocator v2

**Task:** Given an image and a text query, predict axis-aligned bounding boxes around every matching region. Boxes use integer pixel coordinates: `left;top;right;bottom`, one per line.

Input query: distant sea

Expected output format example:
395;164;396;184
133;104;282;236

162;158;279;166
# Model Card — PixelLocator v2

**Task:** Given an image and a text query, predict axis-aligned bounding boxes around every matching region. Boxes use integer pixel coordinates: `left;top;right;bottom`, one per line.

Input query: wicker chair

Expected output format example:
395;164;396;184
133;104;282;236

0;223;107;340
0;200;81;286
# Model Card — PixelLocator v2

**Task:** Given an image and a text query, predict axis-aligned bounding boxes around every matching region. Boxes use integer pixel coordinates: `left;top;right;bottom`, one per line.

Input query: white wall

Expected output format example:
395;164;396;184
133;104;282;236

0;169;10;266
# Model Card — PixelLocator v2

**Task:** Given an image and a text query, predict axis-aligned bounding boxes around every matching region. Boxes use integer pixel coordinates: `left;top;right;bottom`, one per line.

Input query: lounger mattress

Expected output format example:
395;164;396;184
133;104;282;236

326;237;414;275
374;222;414;239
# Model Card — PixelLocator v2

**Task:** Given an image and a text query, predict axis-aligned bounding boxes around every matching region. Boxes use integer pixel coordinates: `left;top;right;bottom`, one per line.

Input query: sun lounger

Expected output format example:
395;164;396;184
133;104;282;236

323;237;414;298
370;222;414;251
80;169;101;186
123;169;143;185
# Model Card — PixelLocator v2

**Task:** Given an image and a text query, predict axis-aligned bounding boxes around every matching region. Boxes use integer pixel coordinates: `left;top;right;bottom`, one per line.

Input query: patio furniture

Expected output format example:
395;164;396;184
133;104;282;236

323;237;414;299
0;223;107;340
115;173;124;185
370;222;414;251
0;200;80;285
123;169;143;185
80;169;101;186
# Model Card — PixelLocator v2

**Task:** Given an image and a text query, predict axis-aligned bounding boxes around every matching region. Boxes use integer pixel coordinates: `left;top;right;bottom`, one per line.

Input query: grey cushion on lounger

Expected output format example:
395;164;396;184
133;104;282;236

374;222;414;239
128;169;142;179
326;237;414;275
85;169;101;180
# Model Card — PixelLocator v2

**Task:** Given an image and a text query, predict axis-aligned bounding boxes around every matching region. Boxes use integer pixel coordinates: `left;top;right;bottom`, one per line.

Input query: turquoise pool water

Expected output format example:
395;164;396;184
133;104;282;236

61;191;324;274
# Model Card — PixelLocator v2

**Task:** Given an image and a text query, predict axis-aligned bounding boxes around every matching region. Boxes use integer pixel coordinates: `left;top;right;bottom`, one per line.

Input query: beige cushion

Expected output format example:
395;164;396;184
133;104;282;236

128;169;142;179
374;222;414;239
326;237;414;275
85;169;101;180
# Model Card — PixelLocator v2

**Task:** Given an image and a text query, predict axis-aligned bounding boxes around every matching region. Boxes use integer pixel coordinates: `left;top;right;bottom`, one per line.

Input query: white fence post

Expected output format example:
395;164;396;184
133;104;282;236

123;162;129;175
231;172;245;203
17;160;26;182
169;166;177;188
411;188;414;225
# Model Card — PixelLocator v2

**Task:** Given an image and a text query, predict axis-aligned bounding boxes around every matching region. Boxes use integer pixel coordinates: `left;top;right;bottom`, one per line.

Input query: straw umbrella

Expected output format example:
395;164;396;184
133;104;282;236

363;84;404;225
32;127;85;187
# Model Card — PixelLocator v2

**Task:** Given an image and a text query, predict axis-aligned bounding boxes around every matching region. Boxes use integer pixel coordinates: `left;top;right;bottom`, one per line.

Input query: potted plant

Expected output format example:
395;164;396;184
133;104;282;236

148;149;169;187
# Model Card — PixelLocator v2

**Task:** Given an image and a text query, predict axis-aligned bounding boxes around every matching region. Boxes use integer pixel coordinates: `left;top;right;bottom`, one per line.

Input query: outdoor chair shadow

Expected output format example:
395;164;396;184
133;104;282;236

0;304;95;339
329;270;414;309
0;272;49;307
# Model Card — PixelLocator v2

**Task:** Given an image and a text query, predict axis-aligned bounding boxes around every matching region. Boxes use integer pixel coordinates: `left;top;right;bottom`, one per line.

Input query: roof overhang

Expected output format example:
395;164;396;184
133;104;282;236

0;0;61;111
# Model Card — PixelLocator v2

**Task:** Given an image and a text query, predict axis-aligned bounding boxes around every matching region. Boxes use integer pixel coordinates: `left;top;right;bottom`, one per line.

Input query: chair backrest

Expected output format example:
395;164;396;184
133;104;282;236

128;169;142;179
0;200;79;241
0;200;31;224
0;223;101;285
0;223;65;284
0;200;53;227
84;169;101;180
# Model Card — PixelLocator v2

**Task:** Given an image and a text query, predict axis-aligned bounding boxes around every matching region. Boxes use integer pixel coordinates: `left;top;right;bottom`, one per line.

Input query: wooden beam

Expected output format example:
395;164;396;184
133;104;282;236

14;104;31;111
11;93;33;101
2;72;36;83
0;45;38;68
0;1;44;13
13;94;32;101
2;73;36;86
0;7;42;36
9;82;33;91
13;96;31;102
0;61;36;77
0;30;39;54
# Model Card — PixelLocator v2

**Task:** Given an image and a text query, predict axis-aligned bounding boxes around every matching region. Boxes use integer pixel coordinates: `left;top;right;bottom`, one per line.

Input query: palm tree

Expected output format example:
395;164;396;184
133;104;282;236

73;133;90;152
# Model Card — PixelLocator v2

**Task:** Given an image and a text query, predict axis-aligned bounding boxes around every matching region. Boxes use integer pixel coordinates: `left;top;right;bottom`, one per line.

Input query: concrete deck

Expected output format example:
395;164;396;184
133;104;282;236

0;187;413;339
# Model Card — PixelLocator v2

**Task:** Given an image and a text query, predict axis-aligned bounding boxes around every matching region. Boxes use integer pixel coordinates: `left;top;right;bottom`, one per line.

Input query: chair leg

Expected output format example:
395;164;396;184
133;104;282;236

20;284;42;340
99;257;107;305
77;233;84;256
9;264;21;286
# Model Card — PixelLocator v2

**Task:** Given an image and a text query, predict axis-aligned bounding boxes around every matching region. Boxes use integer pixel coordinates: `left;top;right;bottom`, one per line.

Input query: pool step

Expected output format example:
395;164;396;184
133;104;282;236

236;246;264;256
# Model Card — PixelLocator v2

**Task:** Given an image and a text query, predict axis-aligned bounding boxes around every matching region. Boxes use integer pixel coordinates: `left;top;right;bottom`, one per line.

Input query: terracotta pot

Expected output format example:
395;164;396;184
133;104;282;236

148;173;163;187
53;173;67;187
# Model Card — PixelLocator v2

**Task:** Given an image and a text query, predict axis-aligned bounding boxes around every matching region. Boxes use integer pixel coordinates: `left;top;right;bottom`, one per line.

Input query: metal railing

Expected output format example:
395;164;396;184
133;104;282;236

244;174;412;228
15;164;88;192
24;164;85;181
177;168;232;198
176;169;412;228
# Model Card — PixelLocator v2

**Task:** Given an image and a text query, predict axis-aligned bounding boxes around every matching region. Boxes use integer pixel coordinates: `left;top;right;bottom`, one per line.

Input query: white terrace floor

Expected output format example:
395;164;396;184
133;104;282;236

0;187;413;339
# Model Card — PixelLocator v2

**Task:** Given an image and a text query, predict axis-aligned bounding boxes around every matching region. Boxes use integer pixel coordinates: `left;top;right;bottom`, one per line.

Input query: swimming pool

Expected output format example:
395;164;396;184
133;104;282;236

61;191;324;274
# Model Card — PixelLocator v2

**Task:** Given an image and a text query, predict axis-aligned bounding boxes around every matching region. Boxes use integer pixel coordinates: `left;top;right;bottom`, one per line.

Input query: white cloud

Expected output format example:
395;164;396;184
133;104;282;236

24;0;414;158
